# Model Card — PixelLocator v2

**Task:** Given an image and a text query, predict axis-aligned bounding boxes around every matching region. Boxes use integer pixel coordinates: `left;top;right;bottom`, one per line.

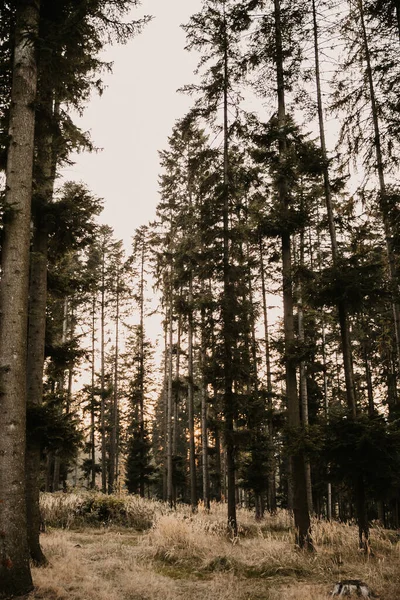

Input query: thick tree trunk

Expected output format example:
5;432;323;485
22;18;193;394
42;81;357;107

274;0;312;549
25;93;56;563
0;1;39;594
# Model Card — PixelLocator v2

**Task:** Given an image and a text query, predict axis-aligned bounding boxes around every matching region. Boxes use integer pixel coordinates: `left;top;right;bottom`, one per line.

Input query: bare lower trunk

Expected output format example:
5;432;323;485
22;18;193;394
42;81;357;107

200;298;210;510
296;233;313;516
109;269;120;494
322;321;333;521
26;91;59;564
356;475;370;551
138;241;146;498
167;274;174;508
188;274;197;511
274;0;312;549
162;321;168;501
222;5;237;536
357;0;400;378
100;245;107;493
90;295;96;489
214;419;222;503
312;0;357;417
259;237;277;513
0;2;39;594
26;215;49;566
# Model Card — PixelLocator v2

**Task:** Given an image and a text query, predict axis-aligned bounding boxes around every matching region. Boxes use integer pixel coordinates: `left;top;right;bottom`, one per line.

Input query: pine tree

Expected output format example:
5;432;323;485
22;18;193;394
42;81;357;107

0;0;39;593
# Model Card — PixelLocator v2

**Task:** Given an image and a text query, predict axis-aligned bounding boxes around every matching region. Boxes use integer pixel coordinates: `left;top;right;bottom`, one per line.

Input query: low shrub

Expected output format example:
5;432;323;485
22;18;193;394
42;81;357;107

40;492;155;530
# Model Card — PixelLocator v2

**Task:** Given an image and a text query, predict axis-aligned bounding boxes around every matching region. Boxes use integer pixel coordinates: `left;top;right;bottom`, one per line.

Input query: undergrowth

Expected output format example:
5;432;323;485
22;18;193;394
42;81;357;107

34;492;400;600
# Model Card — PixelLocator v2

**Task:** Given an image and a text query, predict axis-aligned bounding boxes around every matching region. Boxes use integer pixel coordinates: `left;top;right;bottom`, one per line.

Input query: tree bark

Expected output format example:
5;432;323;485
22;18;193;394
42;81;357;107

187;272;197;511
296;231;314;516
100;241;107;493
90;294;96;489
200;295;210;510
357;0;400;380
274;0;312;549
25;91;56;564
0;1;39;594
108;267;120;493
167;268;174;508
26;214;49;566
312;0;357;418
259;236;277;513
321;320;333;520
221;3;237;536
138;240;146;498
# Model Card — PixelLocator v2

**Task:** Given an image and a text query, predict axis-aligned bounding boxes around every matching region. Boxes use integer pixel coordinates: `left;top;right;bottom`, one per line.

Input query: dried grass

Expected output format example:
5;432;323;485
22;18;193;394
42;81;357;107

29;494;400;600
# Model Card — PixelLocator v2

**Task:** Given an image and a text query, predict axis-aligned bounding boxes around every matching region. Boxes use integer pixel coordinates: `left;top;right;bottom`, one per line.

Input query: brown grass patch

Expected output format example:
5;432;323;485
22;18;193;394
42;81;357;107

27;496;400;600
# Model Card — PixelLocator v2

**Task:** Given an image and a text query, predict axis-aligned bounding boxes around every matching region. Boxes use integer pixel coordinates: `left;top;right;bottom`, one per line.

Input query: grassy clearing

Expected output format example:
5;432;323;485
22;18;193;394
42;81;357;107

25;493;400;599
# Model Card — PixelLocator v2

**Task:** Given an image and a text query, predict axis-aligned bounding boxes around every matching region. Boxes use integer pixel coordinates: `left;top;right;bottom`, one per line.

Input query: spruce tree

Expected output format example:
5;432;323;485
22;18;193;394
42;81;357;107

0;0;39;593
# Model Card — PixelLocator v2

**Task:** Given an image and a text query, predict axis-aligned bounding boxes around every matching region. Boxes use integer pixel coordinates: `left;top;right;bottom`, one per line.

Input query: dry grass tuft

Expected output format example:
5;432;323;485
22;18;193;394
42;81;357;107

40;491;156;530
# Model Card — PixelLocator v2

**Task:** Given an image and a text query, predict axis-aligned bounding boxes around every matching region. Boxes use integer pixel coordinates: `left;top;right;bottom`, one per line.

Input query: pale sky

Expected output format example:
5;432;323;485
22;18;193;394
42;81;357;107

63;0;202;247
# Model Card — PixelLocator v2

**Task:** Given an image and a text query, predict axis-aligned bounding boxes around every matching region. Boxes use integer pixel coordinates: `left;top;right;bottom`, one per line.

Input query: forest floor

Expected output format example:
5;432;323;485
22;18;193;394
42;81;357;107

23;494;400;600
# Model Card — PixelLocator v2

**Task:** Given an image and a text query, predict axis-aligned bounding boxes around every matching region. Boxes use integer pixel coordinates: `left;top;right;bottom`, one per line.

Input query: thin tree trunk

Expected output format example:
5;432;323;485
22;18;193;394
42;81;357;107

357;0;400;379
295;229;314;516
322;321;332;521
53;298;68;493
100;244;107;493
363;342;375;416
108;268;120;494
259;236;277;513
90;295;96;489
247;239;264;519
162;318;168;501
188;271;197;511
172;312;181;504
312;0;357;418
167;269;174;508
356;475;370;551
139;241;146;498
200;294;210;510
186;164;198;512
214;422;222;502
274;0;312;549
173;313;181;459
221;3;237;536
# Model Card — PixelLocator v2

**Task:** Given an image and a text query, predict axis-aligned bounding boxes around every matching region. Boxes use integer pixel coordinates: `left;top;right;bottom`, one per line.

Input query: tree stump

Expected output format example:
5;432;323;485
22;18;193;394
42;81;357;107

331;580;371;597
